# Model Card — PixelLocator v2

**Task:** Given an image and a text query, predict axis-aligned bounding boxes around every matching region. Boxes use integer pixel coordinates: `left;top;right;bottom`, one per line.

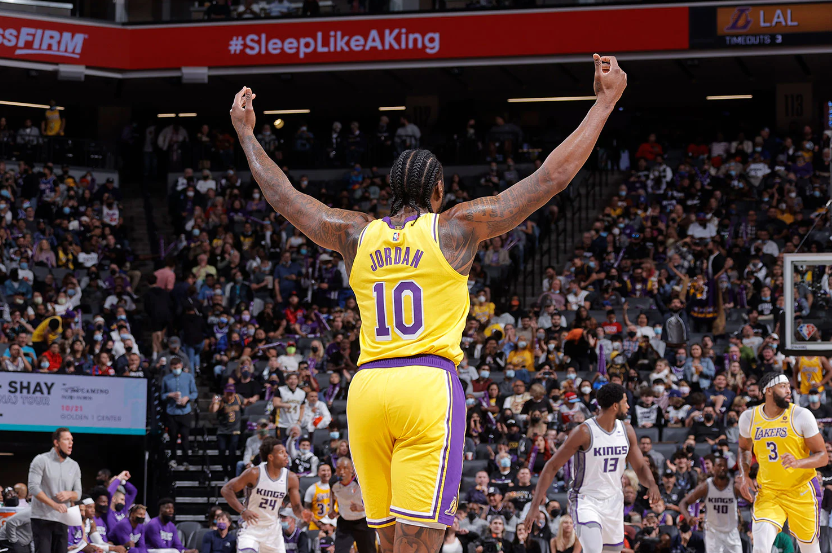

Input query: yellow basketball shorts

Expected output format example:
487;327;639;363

347;355;465;528
752;478;822;543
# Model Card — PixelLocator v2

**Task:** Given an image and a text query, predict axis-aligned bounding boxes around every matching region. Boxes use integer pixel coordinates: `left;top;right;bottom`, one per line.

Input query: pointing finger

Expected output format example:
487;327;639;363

245;88;254;111
593;53;602;76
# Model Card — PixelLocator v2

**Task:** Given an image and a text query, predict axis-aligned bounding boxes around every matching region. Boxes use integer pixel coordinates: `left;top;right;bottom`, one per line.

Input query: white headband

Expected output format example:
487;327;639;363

82;498;94;505
764;375;788;393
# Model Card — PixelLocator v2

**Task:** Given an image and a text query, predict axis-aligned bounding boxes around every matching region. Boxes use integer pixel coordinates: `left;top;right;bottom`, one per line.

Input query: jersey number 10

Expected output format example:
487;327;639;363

373;281;425;341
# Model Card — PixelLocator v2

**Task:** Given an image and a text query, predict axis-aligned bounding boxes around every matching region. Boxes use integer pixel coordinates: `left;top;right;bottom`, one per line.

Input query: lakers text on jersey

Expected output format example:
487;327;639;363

741;404;822;543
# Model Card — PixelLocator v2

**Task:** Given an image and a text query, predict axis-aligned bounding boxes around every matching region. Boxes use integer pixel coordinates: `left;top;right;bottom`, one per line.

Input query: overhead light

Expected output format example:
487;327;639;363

0;100;64;110
706;95;753;100
263;109;310;115
0;452;12;456
379;106;406;111
157;113;176;118
273;118;285;129
178;113;197;117
507;96;596;103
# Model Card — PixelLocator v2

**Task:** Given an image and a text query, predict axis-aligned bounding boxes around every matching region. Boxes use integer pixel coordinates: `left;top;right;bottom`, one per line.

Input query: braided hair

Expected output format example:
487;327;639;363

389;149;444;222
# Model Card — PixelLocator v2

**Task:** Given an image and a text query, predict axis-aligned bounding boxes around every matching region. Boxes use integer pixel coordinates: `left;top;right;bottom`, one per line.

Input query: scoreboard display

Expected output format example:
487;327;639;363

690;2;832;49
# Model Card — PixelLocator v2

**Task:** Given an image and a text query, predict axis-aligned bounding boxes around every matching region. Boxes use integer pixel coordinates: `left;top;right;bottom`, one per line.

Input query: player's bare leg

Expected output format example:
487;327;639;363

377;525;395;553
393;522;443;553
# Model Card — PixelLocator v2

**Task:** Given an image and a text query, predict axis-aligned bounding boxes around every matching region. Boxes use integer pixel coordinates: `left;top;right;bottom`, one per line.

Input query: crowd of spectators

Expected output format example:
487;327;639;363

143;114;423;176
0;144;145;377
5;110;832;553
155;123;832;553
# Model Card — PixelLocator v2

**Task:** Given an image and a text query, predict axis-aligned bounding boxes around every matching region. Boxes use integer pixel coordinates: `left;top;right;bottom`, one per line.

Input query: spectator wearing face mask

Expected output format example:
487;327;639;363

508;339;534;374
90;487;119;543
110;504;147;553
237;418;272;475
287;434;319;476
161;358;197;468
201;510;235;553
278;341;301;372
632;388;664;430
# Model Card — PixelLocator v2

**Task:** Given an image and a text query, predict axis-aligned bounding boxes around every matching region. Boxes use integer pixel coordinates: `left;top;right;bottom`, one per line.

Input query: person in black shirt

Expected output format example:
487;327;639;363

233;366;262;407
689;406;726;444
481;491;513;525
807;387;832;421
505;467;534;511
623;233;651;261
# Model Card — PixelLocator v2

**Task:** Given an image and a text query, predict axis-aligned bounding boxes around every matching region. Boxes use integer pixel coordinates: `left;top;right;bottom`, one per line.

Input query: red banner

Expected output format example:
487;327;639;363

0;8;688;70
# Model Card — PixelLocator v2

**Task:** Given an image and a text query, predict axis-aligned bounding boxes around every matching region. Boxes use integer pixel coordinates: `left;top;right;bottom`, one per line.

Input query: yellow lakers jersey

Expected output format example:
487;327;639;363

351;213;469;366
310;483;332;521
44;108;61;136
749;403;814;491
797;357;825;393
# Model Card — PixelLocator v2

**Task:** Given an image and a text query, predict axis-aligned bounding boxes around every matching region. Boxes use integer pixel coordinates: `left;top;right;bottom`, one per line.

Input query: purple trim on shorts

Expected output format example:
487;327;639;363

382;214;419;229
358;355;456;372
239;548;258;552
436;371;465;526
603;542;625;548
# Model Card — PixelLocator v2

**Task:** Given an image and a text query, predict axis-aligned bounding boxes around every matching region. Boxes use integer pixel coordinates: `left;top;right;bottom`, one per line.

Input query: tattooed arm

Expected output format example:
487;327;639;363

230;88;371;272
439;54;627;273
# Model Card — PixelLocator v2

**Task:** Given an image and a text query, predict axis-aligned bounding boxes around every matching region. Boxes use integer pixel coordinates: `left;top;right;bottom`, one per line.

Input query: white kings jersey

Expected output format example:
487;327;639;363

704;477;738;533
570;418;629;499
245;464;288;527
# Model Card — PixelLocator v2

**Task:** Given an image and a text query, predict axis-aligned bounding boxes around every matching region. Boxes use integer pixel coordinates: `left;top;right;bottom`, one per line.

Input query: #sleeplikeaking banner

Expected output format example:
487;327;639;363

0;372;147;435
0;8;688;70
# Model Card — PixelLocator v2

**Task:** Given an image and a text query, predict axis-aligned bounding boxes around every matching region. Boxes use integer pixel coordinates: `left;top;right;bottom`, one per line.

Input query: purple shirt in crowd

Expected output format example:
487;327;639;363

94;512;119;542
108;479;139;523
144;517;184;552
68;525;85;548
110;517;147;553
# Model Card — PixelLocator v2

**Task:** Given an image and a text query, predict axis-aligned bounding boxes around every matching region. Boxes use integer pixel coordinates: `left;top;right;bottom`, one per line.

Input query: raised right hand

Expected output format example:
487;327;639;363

522;502;540;535
593;54;627;109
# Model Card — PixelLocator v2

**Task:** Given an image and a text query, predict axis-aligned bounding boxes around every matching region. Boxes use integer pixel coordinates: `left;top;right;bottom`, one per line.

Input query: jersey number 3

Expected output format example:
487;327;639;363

765;441;779;462
373;281;425;341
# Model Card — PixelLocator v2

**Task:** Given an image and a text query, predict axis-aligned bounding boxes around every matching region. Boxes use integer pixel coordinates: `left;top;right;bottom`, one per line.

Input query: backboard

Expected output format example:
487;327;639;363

782;253;832;357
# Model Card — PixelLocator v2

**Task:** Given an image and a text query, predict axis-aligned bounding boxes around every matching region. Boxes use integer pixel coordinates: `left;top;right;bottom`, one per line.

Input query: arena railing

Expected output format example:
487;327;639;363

508;163;609;304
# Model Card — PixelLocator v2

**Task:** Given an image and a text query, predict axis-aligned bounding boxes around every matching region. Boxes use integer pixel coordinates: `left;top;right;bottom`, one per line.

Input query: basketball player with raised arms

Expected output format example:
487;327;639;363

678;453;742;553
221;437;312;553
737;371;828;553
230;54;628;553
522;384;660;553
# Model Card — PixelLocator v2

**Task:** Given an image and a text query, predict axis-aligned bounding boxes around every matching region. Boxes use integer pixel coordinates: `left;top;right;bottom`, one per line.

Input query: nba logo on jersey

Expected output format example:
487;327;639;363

392;232;400;241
